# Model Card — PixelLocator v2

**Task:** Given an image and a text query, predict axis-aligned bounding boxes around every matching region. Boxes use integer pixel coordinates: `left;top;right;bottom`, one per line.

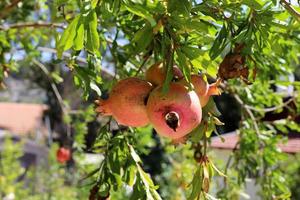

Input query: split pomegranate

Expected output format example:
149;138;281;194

145;62;183;85
95;77;153;127
56;147;71;164
179;75;220;107
146;82;202;139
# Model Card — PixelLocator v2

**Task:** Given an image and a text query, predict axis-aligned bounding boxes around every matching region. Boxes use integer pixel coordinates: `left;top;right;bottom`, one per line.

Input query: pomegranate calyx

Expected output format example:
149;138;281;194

165;111;180;131
207;79;222;96
95;99;112;116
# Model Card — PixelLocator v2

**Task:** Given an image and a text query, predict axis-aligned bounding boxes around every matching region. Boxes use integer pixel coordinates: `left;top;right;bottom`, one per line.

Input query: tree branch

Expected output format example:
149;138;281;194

0;0;23;19
36;46;115;77
233;94;261;136
244;96;295;113
280;0;300;21
32;58;67;115
0;22;65;31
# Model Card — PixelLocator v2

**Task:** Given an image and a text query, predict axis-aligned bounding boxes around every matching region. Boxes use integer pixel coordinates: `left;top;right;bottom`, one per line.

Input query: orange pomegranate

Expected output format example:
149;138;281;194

56;147;71;164
95;77;153;127
179;75;220;107
145;62;183;86
146;82;202;139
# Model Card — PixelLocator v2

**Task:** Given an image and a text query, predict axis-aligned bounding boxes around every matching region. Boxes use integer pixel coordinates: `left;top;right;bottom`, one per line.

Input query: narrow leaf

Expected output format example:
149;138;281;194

85;10;100;55
74;17;85;50
57;15;81;58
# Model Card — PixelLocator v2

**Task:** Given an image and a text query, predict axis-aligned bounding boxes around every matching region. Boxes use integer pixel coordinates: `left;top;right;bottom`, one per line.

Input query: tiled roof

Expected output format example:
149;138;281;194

210;131;300;154
0;102;48;135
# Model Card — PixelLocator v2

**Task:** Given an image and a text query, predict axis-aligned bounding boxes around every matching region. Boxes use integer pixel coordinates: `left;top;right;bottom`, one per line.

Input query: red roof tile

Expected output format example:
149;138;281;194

0;102;48;135
210;132;300;154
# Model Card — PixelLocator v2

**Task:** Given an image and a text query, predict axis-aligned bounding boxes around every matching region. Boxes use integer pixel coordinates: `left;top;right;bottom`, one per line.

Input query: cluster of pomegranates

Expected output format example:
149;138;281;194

95;62;220;140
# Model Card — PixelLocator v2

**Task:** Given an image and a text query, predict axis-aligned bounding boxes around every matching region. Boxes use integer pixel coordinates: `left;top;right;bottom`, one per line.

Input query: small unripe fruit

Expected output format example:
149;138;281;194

146;83;202;139
96;77;153;127
145;62;183;86
56;147;71;164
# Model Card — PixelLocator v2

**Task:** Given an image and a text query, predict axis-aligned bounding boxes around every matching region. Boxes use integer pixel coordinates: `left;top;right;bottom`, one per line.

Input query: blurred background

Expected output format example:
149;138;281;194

1;0;300;200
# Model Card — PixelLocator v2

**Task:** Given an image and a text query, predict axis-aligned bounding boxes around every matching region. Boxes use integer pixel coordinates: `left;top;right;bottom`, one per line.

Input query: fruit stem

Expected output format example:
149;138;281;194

165;111;180;132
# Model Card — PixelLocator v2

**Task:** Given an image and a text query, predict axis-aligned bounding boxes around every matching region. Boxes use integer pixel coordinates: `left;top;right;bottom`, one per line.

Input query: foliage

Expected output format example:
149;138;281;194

0;136;90;199
0;0;300;200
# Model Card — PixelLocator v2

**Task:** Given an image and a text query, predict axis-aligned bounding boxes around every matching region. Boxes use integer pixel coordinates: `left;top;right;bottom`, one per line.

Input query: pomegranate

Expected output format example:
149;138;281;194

146;82;202;139
56;147;71;164
179;75;220;107
95;77;153;127
145;62;183;85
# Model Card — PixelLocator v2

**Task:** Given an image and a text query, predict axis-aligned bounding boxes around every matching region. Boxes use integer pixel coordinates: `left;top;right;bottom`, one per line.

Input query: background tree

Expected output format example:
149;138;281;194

0;0;300;199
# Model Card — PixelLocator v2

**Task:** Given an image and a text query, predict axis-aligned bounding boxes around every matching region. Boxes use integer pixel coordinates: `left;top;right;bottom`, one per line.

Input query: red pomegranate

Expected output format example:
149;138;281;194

145;62;183;86
95;77;153;127
180;75;220;107
146;82;202;139
56;147;71;164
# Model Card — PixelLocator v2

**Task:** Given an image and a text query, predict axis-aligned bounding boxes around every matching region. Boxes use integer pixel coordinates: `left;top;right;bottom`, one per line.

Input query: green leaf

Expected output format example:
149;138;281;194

207;162;214;180
129;144;141;163
168;0;191;17
210;161;227;177
85;10;100;55
242;0;263;10
205;119;215;138
176;50;191;84
124;3;156;27
150;188;162;200
209;24;228;60
202;98;221;117
182;46;204;60
90;82;101;96
111;173;123;190
138;165;155;187
132;24;153;53
74;17;85;51
188;165;203;200
189;122;206;142
162;60;173;93
125;165;136;186
57;15;81;58
212;116;224;126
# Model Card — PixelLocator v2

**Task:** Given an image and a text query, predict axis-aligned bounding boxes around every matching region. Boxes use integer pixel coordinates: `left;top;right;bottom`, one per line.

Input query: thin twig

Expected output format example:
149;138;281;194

32;58;67;115
32;59;75;138
280;0;300;21
219;82;295;114
36;46;115;77
0;22;65;31
134;55;150;76
244;96;295;113
223;141;239;185
0;0;23;19
233;94;260;136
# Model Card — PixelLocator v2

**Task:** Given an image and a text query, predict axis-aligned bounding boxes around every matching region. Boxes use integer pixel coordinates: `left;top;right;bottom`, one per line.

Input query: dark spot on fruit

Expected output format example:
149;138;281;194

165;111;180;132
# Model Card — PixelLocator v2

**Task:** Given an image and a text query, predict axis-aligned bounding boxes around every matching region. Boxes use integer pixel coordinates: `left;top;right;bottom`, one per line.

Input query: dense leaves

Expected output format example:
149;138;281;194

0;0;300;199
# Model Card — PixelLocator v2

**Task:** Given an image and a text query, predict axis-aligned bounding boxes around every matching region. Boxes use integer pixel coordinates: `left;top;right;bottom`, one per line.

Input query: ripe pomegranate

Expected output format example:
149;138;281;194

56;147;71;164
179;75;220;107
95;77;153;127
146;83;202;139
145;62;183;85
